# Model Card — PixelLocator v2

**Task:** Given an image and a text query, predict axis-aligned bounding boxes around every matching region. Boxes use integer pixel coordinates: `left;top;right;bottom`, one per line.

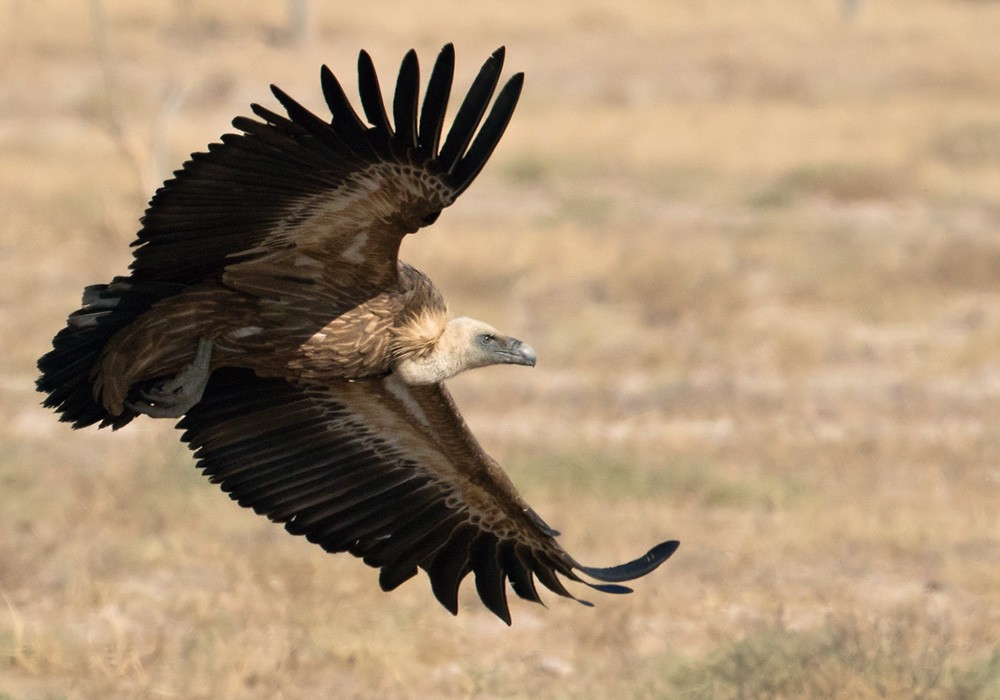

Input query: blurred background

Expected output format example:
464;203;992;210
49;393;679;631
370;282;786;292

2;0;1000;697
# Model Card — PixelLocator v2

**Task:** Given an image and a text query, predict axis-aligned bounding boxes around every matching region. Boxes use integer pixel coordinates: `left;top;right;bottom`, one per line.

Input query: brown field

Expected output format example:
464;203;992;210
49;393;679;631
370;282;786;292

3;1;1000;697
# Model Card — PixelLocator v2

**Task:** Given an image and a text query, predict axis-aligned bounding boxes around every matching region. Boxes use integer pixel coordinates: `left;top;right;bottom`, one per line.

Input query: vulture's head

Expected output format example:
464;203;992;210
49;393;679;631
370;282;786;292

394;315;536;385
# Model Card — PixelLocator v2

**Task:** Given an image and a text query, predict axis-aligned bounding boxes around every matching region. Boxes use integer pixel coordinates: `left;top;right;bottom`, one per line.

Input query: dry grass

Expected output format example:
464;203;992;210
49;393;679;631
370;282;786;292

3;1;1000;697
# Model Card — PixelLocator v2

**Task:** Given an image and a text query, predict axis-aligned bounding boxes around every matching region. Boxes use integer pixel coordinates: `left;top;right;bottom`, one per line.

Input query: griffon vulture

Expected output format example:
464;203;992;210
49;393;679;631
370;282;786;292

37;45;678;623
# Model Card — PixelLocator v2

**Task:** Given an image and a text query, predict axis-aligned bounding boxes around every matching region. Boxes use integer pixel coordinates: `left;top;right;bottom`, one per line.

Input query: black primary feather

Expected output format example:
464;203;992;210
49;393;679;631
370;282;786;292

392;49;420;153
437;47;506;174
452;72;524;196
356;49;393;156
470;536;512;624
416;44;455;160
574;541;681;583
320;65;374;158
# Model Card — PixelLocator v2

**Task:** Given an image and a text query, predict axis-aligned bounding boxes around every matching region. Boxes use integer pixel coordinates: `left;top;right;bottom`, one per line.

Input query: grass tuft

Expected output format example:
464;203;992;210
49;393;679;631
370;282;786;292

671;610;999;700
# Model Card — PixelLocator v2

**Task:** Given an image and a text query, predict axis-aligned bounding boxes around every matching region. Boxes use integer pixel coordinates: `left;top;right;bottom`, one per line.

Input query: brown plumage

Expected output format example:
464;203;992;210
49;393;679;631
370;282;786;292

37;45;678;623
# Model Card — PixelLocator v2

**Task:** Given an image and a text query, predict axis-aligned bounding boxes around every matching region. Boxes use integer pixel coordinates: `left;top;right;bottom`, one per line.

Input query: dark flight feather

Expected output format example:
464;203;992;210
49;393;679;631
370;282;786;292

392;49;420;153
438;47;506;174
470;536;512;624
452;72;524;196
320;65;374;159
357;49;393;134
173;368;677;623
416;44;455;160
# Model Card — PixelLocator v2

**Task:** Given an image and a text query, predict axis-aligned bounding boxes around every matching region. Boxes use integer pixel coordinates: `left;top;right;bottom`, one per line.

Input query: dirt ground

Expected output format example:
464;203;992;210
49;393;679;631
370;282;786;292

2;1;999;697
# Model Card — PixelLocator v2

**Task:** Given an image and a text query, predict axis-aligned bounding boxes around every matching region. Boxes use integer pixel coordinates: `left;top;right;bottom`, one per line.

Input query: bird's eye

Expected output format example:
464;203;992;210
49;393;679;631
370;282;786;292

480;333;496;345
421;210;441;226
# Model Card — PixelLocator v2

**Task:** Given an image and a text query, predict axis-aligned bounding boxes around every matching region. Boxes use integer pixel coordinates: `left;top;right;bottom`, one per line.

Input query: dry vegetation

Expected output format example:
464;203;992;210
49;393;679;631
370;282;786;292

3;1;1000;697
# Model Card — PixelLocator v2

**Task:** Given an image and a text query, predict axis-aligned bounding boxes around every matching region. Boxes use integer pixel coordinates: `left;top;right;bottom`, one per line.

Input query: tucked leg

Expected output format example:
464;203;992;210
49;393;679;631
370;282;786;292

126;338;214;418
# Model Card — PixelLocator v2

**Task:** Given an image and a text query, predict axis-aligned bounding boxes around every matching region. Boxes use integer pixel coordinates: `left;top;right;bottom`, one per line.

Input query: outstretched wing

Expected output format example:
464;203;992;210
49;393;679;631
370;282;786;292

177;369;678;624
130;45;523;295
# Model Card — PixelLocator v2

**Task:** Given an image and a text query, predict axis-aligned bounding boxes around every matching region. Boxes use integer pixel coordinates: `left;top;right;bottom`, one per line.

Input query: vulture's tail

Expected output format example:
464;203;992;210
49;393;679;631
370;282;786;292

36;276;183;429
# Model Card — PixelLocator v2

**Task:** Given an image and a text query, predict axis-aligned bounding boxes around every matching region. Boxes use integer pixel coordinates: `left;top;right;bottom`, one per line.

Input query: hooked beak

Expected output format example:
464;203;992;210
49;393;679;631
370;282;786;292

499;337;536;367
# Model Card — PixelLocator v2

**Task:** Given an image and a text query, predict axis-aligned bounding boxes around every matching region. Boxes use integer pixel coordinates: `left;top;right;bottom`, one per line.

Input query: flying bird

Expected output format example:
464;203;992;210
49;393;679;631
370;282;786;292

37;45;678;623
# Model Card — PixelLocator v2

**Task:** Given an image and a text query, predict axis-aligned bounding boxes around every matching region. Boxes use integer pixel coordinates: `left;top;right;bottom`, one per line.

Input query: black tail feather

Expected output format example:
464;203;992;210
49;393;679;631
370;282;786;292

36;277;183;429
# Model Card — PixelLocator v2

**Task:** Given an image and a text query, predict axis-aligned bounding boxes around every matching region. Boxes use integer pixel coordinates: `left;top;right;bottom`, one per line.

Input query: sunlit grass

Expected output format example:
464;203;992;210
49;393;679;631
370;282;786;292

670;609;1000;699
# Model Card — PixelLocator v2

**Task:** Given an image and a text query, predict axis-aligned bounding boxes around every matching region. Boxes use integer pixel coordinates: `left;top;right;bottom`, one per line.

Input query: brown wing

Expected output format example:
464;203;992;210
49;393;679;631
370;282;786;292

129;44;523;297
37;46;521;431
177;369;678;623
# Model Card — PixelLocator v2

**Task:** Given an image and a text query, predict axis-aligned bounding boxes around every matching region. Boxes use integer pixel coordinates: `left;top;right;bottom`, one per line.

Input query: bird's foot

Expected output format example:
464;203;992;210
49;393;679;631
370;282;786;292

126;338;213;418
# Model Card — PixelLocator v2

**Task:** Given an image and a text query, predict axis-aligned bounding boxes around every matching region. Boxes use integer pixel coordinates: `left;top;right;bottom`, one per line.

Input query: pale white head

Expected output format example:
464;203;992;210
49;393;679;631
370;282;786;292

394;316;536;386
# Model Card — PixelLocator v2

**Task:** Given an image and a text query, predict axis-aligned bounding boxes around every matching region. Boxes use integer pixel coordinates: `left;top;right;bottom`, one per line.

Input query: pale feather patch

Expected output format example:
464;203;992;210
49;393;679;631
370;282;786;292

341;231;369;264
392;308;448;360
228;326;263;339
292;254;323;269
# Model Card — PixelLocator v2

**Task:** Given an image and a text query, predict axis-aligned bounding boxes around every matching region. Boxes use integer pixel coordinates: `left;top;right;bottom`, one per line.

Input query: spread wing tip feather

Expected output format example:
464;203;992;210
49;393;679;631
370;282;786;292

574;540;680;583
408;535;676;623
259;44;524;204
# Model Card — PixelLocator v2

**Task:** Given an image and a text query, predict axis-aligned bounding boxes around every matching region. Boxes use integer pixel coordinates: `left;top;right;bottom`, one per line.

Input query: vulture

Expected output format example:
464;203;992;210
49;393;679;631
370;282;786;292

36;45;678;624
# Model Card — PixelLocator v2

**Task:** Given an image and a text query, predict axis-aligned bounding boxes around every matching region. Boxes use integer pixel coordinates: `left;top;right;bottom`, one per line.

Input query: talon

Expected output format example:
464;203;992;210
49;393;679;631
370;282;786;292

128;338;214;418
